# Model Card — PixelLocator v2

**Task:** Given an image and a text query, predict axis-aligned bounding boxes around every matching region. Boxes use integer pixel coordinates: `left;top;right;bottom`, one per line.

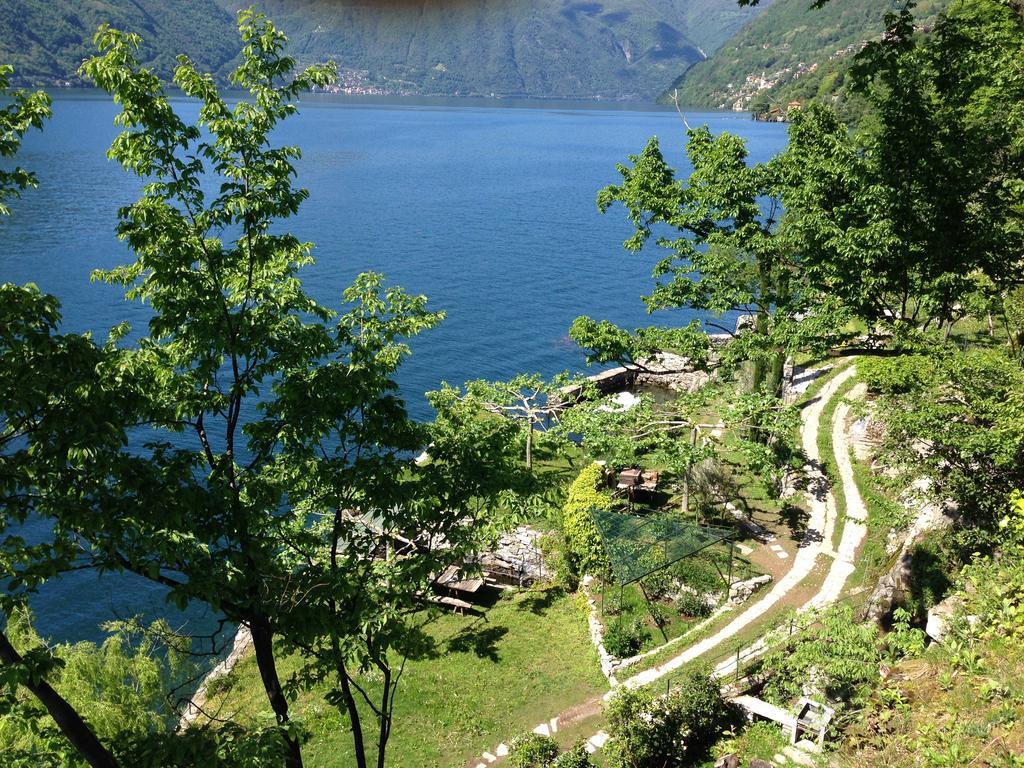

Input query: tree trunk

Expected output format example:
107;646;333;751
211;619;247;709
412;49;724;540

376;667;392;768
337;664;368;768
525;416;534;470
0;631;118;768
249;618;303;768
765;351;786;400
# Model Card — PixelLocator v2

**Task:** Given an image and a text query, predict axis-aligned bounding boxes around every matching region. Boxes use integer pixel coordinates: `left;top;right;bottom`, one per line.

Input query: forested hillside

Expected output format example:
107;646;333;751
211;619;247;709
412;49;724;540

670;0;946;114
0;0;766;99
0;0;238;86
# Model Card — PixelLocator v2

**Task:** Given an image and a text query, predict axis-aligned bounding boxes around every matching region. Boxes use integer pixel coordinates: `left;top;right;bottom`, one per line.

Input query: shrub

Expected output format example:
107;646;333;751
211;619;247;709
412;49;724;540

604;665;731;768
603;617;649;659
648;602;670;631
602;590;624;616
761;604;882;706
561;463;612;581
672;557;724;594
858;355;934;395
553;741;594;768
675;591;713;619
540;530;578;592
640;569;673;600
509;732;559;768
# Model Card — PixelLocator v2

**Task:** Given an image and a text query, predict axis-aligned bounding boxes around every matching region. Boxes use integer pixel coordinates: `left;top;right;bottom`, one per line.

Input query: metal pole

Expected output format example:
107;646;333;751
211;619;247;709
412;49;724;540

727;539;734;589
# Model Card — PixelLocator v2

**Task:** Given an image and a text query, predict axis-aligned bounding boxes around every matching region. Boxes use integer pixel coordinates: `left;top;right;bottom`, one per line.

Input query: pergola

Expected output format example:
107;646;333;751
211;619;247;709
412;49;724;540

590;506;737;618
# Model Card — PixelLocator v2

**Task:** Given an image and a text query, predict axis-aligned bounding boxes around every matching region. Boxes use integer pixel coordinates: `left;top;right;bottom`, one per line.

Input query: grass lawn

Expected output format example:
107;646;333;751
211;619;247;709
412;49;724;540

201;587;607;768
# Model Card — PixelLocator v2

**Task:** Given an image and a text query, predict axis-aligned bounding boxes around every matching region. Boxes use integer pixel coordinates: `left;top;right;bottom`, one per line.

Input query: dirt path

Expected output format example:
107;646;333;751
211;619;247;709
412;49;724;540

468;365;866;767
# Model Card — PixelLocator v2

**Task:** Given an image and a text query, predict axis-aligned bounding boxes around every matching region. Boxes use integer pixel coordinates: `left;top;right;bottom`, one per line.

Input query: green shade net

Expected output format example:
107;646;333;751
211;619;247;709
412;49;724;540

591;507;735;586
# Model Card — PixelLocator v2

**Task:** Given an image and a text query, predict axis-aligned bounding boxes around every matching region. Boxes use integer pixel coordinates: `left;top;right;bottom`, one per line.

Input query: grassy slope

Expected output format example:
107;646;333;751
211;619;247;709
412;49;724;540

202;587;606;768
836;635;1024;767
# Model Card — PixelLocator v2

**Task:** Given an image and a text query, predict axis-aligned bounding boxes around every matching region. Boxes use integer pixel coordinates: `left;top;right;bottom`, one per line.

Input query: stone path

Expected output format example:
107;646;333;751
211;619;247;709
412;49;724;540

806;384;868;609
469;365;868;767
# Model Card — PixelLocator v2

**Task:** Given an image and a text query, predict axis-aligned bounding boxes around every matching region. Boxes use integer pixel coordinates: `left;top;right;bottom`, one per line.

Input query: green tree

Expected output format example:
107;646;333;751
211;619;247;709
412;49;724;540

466;373;564;470
778;0;1024;338
75;14;525;768
582;124;848;399
0;66;139;768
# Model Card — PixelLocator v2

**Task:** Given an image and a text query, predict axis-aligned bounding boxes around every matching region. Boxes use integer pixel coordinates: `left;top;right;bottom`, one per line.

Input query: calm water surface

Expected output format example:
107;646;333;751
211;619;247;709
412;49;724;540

1;92;787;643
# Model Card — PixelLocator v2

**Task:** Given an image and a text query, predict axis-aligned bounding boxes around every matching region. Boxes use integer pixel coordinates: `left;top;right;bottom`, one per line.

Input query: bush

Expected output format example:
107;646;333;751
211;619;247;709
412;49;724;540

640;569;674;600
553;741;594;768
858;355;934;396
672;557;724;594
603;617;649;658
509;732;559;768
562;463;612;581
675;591;713;619
761;604;882;706
602;590;624;616
540;530;578;592
604;665;731;768
648;602;670;630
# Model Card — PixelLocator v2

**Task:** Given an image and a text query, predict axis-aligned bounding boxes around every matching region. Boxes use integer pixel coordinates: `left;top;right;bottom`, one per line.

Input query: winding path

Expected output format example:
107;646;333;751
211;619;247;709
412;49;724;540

469;364;867;767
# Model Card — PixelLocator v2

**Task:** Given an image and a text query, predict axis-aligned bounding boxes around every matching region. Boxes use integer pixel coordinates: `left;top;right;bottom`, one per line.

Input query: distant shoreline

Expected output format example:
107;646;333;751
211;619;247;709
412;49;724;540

31;86;742;115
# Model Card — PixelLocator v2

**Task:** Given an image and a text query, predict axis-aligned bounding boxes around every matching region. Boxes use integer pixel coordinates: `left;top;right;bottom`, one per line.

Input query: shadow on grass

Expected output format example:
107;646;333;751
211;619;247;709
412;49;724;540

515;587;560;616
445;624;510;662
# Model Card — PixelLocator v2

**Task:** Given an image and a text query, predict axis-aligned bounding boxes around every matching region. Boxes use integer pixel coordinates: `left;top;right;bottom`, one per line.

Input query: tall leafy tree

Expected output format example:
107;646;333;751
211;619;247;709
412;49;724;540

577;124;848;400
75;13;525;768
778;0;1024;337
0;67;134;768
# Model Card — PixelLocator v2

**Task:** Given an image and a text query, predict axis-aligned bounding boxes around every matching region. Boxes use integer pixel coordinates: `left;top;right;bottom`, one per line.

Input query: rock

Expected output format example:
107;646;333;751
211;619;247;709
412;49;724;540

864;489;957;625
750;760;773;768
729;574;773;604
635;351;712;393
715;755;740;768
773;754;788;764
926;594;976;644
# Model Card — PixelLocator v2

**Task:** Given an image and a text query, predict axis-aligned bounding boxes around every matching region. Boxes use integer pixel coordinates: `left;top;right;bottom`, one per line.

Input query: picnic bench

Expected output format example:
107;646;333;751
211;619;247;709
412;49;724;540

434;564;485;596
429;595;474;615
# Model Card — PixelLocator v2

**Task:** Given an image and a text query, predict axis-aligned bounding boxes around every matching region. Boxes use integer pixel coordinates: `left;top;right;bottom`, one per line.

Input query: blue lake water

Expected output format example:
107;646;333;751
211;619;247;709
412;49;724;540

0;92;787;644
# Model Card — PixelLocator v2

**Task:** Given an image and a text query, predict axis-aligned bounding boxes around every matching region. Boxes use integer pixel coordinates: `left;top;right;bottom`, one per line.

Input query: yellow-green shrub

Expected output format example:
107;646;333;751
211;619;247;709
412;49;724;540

562;463;611;582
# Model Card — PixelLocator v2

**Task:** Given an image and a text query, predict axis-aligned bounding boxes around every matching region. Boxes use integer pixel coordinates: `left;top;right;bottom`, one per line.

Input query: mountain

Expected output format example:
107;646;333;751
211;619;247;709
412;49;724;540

0;1;239;86
668;0;947;114
0;0;766;100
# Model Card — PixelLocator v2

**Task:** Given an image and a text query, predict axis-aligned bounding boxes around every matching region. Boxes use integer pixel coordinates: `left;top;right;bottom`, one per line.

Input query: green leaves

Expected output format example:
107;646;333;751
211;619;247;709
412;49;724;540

0;65;50;215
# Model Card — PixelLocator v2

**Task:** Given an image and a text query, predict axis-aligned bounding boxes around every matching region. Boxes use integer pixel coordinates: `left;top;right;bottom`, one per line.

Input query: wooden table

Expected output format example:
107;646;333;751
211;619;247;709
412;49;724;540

435;564;485;596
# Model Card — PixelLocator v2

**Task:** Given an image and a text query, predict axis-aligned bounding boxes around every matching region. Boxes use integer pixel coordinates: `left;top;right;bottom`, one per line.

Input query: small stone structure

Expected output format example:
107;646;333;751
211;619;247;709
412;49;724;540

634;351;712;393
478;525;548;587
729;574;772;604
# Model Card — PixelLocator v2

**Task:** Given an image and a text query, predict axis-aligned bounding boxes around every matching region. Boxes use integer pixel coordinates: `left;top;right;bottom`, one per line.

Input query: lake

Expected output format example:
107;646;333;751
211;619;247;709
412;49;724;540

0;92;787;644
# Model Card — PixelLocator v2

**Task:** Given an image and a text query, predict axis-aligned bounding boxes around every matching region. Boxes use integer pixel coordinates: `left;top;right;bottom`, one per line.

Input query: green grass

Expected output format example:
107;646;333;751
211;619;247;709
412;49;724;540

202;587;607;768
846;455;910;592
816;374;861;550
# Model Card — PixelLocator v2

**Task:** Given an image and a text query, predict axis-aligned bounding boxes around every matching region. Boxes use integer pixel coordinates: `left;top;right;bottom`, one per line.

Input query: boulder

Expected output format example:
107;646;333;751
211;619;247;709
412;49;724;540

635;351;712;393
749;760;773;768
926;594;972;644
864;488;957;625
715;755;740;768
